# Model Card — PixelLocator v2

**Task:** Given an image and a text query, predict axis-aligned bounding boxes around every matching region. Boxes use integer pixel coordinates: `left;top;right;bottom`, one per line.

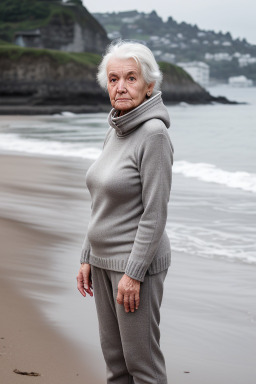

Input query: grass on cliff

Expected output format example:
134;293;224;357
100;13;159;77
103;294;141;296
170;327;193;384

0;42;101;67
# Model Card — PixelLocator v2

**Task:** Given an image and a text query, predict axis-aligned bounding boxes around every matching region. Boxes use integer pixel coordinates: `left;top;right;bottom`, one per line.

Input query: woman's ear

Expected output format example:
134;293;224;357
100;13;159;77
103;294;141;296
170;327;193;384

146;82;155;98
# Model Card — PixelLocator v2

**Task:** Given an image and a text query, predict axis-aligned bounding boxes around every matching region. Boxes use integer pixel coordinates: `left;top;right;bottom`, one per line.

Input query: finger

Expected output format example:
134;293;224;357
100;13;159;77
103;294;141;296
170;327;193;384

129;294;135;313
135;292;140;310
116;290;124;305
84;283;93;297
77;276;86;297
82;270;90;290
123;294;130;313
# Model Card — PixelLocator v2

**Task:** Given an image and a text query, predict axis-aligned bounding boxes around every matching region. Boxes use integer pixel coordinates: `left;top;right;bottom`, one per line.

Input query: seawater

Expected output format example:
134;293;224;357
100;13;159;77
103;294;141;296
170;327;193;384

0;85;255;265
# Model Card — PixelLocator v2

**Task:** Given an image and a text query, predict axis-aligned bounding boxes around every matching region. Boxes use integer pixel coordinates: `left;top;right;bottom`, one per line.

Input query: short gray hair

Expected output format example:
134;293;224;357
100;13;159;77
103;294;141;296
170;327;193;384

97;40;163;90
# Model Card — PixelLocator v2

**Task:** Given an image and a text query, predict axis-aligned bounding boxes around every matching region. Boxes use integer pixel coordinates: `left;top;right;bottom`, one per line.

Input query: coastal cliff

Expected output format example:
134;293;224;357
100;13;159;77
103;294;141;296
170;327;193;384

0;0;109;54
0;43;105;113
0;44;234;114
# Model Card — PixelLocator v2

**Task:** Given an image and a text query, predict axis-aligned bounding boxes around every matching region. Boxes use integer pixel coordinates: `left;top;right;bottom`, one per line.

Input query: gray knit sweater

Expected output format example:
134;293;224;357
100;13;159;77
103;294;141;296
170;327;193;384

80;91;174;282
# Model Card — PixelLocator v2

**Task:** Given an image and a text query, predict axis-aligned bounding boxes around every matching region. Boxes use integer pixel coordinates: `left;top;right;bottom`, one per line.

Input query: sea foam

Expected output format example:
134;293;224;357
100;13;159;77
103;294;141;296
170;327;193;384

0;133;101;160
174;160;256;193
166;222;256;265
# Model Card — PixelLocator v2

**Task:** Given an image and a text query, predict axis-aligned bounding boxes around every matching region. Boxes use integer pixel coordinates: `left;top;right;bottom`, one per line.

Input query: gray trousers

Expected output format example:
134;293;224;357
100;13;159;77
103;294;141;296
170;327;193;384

91;266;168;384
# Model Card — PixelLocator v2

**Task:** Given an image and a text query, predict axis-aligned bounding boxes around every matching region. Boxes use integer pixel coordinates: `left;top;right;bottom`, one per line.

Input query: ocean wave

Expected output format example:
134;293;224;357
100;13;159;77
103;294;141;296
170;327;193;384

1;133;255;193
173;160;256;193
166;223;256;265
0;133;101;160
53;111;77;117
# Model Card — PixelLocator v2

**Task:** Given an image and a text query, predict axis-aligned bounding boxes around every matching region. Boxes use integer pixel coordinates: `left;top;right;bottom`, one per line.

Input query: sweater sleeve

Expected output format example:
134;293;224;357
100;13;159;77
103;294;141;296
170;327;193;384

125;131;173;281
80;231;91;264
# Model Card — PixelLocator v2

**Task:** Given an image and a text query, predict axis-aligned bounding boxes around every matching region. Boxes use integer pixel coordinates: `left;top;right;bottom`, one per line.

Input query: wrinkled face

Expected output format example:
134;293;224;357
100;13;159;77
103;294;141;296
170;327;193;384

107;57;154;115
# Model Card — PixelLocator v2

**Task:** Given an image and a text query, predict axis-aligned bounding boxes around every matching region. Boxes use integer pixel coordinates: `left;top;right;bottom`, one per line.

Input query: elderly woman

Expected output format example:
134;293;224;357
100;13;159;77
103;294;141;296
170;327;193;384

77;41;174;384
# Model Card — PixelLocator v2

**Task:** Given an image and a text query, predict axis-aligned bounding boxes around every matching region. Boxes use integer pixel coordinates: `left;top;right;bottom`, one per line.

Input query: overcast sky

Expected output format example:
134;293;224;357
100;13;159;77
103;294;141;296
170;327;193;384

82;0;256;45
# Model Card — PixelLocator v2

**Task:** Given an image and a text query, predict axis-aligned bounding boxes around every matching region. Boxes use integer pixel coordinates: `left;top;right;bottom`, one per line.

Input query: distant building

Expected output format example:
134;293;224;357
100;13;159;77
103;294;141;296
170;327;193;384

152;50;163;58
228;76;253;87
177;61;210;87
222;41;231;46
15;30;42;48
238;54;256;67
161;52;176;63
121;15;140;23
205;52;232;61
107;31;121;40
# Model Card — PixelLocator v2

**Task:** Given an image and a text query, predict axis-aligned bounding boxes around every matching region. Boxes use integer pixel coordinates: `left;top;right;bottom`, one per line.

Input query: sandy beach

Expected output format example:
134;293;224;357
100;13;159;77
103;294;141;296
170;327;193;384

1;150;256;384
0;153;101;383
0;222;98;384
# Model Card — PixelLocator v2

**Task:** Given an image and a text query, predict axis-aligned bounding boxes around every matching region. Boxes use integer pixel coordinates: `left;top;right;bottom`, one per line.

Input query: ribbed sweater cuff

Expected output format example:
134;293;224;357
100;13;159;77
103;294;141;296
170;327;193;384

80;248;90;264
125;254;171;282
125;259;148;282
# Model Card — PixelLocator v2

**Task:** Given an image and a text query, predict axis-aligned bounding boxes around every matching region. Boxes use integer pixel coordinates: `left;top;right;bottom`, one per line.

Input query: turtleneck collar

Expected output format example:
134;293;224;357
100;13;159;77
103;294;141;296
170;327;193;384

108;91;170;137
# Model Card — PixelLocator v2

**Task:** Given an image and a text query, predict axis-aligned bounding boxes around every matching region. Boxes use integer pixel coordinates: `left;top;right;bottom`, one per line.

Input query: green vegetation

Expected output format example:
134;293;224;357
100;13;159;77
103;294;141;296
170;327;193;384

0;0;51;22
0;39;11;45
0;0;76;42
0;0;106;48
0;43;101;67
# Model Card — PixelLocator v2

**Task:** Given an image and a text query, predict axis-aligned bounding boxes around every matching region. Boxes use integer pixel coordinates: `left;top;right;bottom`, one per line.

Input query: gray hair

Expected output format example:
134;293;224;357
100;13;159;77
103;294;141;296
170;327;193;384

97;40;163;90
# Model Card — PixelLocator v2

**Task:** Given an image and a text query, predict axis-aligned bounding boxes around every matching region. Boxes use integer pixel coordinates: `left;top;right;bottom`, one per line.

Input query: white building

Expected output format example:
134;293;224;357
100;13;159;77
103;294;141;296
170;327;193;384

161;52;176;63
177;61;210;87
228;76;253;87
238;55;256;67
107;31;121;40
222;41;231;46
205;52;232;61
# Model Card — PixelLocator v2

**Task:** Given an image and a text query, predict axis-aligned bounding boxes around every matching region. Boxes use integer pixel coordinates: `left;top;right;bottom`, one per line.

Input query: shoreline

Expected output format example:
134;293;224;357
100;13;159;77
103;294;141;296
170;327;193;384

0;99;240;116
0;94;240;116
0;104;111;115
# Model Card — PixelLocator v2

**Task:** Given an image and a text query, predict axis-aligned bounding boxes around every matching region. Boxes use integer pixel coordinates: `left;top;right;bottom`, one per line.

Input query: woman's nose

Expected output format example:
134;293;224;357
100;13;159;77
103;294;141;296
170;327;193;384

117;79;127;93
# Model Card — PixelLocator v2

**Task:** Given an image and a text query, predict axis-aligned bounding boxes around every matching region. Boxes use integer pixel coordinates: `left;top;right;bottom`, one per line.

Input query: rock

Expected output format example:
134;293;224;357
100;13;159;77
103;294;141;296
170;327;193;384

0;45;237;115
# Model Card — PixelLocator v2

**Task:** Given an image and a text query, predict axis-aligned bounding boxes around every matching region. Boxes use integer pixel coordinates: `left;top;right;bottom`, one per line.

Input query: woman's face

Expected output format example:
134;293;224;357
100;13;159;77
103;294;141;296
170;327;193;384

107;57;154;115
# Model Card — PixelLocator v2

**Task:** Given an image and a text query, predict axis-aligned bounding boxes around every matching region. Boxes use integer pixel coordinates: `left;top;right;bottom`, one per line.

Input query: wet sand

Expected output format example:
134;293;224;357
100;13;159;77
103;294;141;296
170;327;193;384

0;152;256;384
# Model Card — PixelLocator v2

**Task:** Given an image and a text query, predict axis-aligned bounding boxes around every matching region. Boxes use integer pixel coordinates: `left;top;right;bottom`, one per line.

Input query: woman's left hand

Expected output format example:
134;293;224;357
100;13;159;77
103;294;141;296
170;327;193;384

117;274;140;313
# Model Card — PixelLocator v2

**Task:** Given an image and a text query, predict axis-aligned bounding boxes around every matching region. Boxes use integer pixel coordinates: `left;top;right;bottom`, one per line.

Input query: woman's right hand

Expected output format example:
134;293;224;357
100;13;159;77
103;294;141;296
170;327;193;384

77;263;93;297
